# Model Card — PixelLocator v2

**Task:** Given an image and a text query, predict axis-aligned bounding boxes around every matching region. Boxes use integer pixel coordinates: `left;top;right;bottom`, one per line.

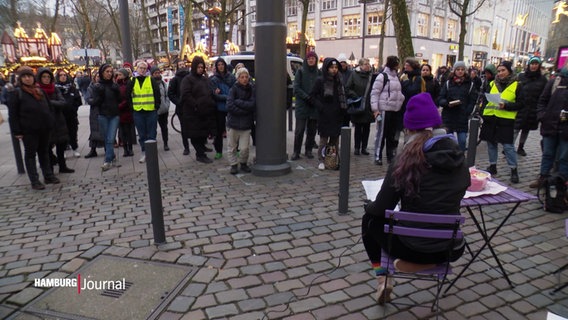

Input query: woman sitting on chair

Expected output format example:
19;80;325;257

362;92;470;304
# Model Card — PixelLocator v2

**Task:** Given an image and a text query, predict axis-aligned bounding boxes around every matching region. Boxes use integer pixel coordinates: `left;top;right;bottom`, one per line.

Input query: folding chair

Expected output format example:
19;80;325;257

551;219;568;295
380;209;465;318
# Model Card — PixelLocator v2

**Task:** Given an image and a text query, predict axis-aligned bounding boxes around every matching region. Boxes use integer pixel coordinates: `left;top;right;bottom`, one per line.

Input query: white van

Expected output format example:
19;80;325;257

209;53;303;81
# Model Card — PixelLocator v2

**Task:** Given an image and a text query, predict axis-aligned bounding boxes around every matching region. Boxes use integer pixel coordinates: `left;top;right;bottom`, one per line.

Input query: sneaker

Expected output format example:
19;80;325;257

230;164;239;174
84;151;97;158
73;150;81;158
240;163;251;173
318;163;325;170
375;159;383;166
139;155;146;163
517;148;527;156
291;153;300;161
183;149;190;155
101;162;112;171
361;149;370;155
215;153;223;160
44;176;60;184
196;155;213;164
59;167;75;173
164;145;170;151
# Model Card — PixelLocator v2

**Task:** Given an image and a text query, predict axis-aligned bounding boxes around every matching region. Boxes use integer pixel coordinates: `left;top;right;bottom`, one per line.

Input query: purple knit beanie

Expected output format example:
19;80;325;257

306;51;318;60
403;93;442;131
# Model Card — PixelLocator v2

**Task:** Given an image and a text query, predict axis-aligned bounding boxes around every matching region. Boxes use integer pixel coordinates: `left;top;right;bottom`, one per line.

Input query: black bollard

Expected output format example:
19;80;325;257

144;140;166;245
339;127;351;215
467;117;480;168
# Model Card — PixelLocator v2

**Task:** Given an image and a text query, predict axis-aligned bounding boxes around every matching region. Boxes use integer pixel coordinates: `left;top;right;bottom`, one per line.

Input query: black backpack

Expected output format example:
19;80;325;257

538;174;568;213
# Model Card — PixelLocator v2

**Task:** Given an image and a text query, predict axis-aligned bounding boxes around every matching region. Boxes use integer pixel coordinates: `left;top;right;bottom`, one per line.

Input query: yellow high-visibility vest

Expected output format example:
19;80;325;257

483;80;518;120
132;77;155;111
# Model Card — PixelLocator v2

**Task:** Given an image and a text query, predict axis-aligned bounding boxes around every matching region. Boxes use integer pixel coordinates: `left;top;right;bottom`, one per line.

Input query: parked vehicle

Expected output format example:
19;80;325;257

209;54;303;81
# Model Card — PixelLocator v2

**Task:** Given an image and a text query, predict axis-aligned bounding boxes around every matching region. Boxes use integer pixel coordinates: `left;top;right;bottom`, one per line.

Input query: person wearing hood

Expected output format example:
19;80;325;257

345;58;374;156
362;92;469;305
116;68;134;157
90;64;121;171
479;60;524;183
421;64;440;102
7;66;60;190
437;61;478;151
532;61;568;188
180;56;217;163
292;51;322;160
310;57;347;170
515;57;547;157
150;66;171;151
55;70;82;158
210;58;236;160
168;60;191;155
477;64;497;110
37;67;74;174
127;61;161;163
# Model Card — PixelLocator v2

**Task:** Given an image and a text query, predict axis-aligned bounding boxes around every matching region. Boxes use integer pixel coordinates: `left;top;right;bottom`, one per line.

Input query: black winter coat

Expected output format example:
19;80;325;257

7;87;54;135
345;69;374;124
43;87;69;144
365;135;469;254
515;71;547;131
227;82;256;130
311;59;347;137
180;68;216;138
537;76;568;139
438;77;478;132
90;79;121;117
56;80;82;120
167;68;189;115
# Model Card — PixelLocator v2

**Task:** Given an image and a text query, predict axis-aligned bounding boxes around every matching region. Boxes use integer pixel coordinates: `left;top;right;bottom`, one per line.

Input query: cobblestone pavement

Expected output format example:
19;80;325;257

1;104;568;319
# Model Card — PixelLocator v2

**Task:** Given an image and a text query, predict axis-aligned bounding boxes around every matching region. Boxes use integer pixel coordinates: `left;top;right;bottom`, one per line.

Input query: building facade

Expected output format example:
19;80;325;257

244;0;553;71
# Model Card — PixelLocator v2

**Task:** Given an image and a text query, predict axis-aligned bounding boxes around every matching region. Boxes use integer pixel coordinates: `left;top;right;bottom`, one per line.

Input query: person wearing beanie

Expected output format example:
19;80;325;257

7;66;60;190
210;57;236;160
479;60;523;183
55;69;82;159
115;67;135;157
150;65;171;151
345;58;374;156
362;91;469;305
37;68;75;175
311;57;347;170
437;60;478;151
291;51;322;161
514;57;547;160
338;53;353;88
532;59;568;189
126;61;161;163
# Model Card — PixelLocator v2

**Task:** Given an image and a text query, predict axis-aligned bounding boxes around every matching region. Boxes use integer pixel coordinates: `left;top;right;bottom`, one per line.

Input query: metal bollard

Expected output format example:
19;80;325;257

144;140;166;245
338;127;351;215
11;135;25;174
467;117;480;168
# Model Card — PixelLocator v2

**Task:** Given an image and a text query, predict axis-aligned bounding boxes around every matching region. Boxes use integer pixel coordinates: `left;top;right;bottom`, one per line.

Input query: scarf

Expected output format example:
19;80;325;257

21;84;43;101
38;82;55;96
494;74;515;92
453;75;465;85
55;82;73;95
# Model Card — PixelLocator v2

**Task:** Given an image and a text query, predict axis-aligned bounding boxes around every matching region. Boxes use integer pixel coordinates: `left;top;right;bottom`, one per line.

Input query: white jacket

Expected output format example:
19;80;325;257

370;67;405;112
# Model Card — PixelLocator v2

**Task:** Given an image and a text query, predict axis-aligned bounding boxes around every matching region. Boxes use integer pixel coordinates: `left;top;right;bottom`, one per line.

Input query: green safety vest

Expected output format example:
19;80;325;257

132;77;155;111
483;80;518;120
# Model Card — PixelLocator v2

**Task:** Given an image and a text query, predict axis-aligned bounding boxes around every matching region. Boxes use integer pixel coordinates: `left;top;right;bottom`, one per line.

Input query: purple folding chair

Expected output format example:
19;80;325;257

380;209;465;318
551;219;568;294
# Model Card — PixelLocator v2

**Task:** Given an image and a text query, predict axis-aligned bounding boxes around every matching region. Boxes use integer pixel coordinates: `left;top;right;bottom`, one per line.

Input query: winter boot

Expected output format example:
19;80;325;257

511;168;519;184
487;164;497;175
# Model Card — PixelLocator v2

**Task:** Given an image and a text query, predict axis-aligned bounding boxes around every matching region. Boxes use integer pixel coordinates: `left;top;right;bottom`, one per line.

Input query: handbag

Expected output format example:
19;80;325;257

322;145;340;170
346;75;373;115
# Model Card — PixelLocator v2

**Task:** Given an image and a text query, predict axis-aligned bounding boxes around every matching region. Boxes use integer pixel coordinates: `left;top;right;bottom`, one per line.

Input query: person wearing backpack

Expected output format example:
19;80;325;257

437;61;478;151
370;56;405;165
532;62;568;189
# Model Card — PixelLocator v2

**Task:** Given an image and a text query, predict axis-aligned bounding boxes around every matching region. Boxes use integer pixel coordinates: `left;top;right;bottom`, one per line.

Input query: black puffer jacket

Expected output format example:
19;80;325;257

55;73;82;120
7;87;54;135
438;76;478;132
365;134;470;253
167;68;189;115
180;57;216;138
515;70;547;131
226;81;256;130
37;68;69;144
90;66;121;117
311;58;347;137
537;75;568;139
345;68;374;124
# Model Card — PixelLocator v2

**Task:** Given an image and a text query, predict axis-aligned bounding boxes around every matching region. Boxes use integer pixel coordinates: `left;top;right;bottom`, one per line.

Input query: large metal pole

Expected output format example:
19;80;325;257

361;0;367;59
253;0;291;176
467;117;480;168
339;127;352;214
118;0;133;64
11;136;25;174
144;140;166;245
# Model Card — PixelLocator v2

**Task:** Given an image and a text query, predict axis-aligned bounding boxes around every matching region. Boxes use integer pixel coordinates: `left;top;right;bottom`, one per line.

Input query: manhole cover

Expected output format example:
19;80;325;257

14;255;196;320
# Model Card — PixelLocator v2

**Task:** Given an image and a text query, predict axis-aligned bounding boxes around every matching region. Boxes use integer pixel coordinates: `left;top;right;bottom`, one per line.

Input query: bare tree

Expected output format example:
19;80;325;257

0;0;19;30
448;0;488;61
139;0;157;60
390;0;414;59
377;0;391;67
179;0;196;60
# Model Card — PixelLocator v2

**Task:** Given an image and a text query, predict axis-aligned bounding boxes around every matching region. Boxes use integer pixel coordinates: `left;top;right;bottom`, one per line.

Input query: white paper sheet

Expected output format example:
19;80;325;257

362;179;384;200
485;93;502;105
547;311;568;320
463;181;507;198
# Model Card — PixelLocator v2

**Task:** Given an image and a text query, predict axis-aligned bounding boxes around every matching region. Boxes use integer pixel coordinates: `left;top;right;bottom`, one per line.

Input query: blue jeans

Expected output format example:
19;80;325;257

448;131;467;151
541;134;568;177
487;141;517;168
98;115;119;163
133;110;158;152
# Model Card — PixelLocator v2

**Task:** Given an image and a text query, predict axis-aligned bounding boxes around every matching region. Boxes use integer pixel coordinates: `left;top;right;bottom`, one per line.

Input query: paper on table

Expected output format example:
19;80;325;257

485;93;502;105
547;312;568;320
362;179;383;200
463;180;507;198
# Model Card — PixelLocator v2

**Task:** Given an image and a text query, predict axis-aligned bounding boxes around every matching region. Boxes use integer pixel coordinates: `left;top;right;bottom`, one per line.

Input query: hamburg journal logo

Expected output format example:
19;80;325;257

34;274;126;294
